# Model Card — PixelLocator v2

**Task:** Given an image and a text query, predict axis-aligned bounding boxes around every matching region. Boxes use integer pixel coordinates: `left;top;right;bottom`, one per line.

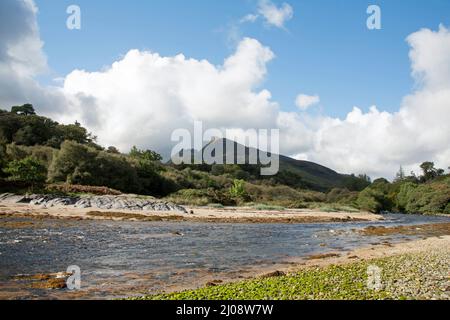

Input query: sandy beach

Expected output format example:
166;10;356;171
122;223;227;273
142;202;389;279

0;202;383;224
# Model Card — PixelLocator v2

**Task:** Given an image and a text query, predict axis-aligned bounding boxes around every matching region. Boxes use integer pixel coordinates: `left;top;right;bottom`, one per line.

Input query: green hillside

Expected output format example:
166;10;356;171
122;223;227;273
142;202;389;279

1;104;448;214
170;138;370;192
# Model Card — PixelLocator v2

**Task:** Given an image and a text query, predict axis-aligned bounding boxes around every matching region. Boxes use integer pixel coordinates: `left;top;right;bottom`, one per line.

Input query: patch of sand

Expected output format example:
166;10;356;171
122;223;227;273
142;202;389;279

0;203;383;224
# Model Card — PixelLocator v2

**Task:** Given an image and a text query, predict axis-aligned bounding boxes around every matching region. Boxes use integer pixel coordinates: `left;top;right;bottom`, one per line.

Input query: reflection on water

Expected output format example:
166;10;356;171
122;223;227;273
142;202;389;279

0;213;449;299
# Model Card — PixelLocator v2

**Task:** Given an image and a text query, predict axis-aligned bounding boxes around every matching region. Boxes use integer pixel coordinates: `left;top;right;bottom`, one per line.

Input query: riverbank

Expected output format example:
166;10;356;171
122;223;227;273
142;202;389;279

0;204;381;224
132;235;450;300
0;193;382;224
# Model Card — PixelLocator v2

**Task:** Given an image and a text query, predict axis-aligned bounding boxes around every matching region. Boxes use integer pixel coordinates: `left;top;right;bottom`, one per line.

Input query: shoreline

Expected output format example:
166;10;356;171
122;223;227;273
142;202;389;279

0;202;383;224
134;235;450;300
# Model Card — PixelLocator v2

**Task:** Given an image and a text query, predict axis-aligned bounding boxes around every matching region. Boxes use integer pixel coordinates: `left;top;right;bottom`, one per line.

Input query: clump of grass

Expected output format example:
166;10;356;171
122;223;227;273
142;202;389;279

319;206;339;213
208;203;224;208
286;200;309;209
253;204;285;211
319;204;360;213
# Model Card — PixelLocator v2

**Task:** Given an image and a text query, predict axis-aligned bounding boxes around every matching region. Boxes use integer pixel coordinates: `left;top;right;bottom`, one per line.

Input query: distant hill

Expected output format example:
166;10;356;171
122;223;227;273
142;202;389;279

170;138;370;192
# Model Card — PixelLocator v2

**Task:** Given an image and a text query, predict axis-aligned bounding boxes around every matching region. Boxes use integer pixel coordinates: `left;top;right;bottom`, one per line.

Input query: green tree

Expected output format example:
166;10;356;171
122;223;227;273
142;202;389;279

106;146;120;154
3;156;47;190
342;173;371;191
0;108;97;148
58;123;91;144
396;182;418;212
0;137;7;177
11;104;36;115
94;152;140;192
420;161;436;181
357;178;395;213
48;140;97;184
129;146;162;162
48;140;171;195
419;161;444;182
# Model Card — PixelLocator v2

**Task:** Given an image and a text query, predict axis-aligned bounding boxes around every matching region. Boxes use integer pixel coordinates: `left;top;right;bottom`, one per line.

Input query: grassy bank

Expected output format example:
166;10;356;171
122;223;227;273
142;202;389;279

132;250;449;300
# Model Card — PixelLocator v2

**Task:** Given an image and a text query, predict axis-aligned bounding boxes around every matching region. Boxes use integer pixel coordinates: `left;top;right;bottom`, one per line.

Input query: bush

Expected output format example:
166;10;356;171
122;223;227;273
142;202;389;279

357;179;398;213
396;182;418;211
357;177;450;214
3;156;47;190
164;189;210;206
229;179;247;198
4;144;55;168
326;188;359;205
48;140;98;185
45;184;122;195
401;178;450;214
48;140;173;196
163;188;237;206
357;188;386;213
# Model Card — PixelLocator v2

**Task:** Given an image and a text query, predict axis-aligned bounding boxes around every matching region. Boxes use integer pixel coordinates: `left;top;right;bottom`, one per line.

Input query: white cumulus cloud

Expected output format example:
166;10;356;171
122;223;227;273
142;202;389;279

240;0;293;29
240;14;259;24
280;26;450;179
1;0;449;180
258;0;293;29
0;0;68;114
60;38;279;154
295;94;320;110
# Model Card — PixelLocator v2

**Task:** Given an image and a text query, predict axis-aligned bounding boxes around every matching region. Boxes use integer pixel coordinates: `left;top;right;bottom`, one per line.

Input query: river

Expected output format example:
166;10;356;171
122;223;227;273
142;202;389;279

0;213;449;299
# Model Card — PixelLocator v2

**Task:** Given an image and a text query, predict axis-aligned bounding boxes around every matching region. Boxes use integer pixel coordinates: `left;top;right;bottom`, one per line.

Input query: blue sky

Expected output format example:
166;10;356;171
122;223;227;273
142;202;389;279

34;0;450;118
3;0;449;177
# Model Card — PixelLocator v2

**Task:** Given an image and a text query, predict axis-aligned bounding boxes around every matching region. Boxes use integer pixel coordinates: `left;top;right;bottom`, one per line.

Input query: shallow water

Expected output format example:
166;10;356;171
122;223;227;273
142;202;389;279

0;213;449;299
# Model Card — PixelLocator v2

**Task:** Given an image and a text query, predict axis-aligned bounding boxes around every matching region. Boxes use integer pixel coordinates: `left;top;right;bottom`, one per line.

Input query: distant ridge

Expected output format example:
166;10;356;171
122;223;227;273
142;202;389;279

169;138;364;192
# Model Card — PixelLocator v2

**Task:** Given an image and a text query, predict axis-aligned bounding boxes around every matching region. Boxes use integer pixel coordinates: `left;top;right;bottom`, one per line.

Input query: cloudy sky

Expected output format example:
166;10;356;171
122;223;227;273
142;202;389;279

1;0;450;179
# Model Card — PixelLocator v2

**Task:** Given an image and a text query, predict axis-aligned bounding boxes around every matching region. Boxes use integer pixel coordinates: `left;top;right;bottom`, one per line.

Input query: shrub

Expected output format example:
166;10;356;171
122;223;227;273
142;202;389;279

253;204;285;211
402;178;450;214
357;177;450;215
164;189;210;206
357;188;386;213
396;182;418;211
48;140;98;185
357;179;397;213
48;140;173;196
3;156;47;190
46;184;122;195
326;188;359;205
229;179;247;198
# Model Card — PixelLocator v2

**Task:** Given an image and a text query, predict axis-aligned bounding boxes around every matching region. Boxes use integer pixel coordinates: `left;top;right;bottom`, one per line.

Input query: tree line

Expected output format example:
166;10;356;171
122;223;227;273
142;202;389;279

356;163;449;214
0;105;174;195
1;104;448;214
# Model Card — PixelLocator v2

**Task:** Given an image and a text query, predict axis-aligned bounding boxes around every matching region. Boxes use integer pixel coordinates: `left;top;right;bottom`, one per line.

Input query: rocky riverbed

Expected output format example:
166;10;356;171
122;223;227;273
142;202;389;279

0;193;187;213
0;212;449;299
